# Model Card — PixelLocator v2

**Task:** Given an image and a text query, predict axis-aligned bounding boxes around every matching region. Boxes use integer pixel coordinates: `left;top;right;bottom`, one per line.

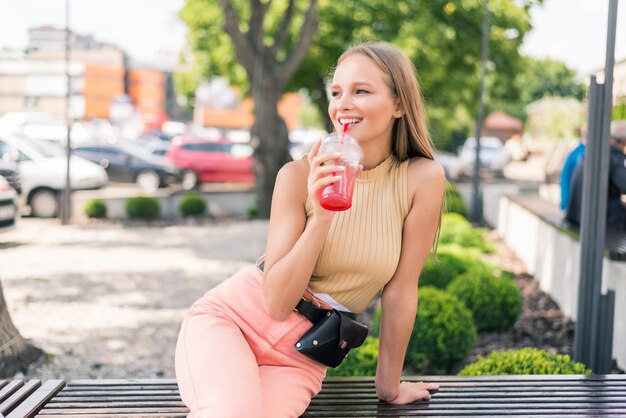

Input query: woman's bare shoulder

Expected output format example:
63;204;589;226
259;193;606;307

406;157;445;203
407;157;445;184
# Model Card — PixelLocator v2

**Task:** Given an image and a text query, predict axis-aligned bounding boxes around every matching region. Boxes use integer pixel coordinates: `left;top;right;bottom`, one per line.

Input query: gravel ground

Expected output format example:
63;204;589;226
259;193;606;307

0;218;268;380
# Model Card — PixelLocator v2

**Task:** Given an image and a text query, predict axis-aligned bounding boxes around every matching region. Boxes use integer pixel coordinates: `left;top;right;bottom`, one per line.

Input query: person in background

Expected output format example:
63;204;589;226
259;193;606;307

560;126;587;211
565;120;626;228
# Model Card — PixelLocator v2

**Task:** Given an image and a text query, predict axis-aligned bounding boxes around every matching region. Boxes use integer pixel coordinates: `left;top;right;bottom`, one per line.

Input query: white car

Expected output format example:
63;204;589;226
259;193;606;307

459;136;511;178
0;175;18;230
435;151;463;181
0;135;109;218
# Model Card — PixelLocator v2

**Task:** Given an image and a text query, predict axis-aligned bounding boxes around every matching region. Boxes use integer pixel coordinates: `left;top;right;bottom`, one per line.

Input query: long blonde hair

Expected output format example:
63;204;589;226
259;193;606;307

336;42;435;161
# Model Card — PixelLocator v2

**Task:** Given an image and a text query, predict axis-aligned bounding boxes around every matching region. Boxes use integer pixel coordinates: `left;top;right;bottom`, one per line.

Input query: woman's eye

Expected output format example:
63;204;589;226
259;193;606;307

355;89;369;94
330;91;341;98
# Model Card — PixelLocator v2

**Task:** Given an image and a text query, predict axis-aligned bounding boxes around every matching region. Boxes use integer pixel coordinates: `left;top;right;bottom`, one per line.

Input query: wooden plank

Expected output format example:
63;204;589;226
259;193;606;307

6;380;65;418
0;380;26;404
1;380;41;416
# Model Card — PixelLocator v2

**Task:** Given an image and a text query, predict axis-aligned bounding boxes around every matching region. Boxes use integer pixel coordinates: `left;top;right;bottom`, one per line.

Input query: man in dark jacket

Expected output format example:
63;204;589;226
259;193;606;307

565;120;626;228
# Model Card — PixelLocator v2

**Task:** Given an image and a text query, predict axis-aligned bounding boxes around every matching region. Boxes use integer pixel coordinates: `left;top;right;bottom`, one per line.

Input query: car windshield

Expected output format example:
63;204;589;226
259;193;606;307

18;137;65;158
117;142;158;160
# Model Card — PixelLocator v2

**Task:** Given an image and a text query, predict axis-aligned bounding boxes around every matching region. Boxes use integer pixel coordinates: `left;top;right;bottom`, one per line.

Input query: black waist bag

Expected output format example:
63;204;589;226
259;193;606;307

295;309;368;368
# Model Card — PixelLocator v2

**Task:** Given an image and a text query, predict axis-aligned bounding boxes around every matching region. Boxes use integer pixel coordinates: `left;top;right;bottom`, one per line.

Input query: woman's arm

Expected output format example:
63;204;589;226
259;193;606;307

376;158;445;403
262;140;346;321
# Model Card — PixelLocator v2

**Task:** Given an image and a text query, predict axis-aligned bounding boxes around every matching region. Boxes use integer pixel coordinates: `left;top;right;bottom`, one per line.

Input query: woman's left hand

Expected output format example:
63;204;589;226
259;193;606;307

385;381;439;404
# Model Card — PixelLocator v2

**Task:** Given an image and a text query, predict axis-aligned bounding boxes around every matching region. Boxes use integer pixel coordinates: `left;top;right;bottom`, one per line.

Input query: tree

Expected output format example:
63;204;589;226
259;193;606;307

0;281;43;376
179;0;319;217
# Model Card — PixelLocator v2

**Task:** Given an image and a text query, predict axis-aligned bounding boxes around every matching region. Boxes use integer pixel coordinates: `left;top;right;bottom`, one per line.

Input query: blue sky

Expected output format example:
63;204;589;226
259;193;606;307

1;0;625;76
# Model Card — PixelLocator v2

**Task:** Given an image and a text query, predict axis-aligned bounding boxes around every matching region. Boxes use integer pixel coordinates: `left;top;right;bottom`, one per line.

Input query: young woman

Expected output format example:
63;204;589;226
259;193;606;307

175;42;444;418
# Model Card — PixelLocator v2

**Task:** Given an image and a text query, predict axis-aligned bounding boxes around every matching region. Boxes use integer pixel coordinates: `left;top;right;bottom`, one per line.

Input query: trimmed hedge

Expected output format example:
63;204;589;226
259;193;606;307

444;182;468;218
439;213;494;253
459;348;591;375
420;247;492;289
372;286;477;373
179;193;207;217
447;270;522;332
125;196;160;220
83;199;107;219
326;336;379;376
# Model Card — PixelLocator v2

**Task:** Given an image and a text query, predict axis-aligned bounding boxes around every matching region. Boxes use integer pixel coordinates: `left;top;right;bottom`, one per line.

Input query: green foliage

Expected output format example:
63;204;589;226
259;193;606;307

83;199;107;219
246;199;259;219
326;336;379;376
125;196;160;220
439;213;495;253
459;348;591;376
179;193;207;217
177;0;539;145
373;287;477;373
447;270;522;332
444;182;467;218
420;247;491;289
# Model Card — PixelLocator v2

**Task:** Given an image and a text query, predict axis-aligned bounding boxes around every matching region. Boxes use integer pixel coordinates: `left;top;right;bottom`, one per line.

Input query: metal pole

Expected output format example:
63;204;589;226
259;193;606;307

61;0;72;225
574;0;618;372
471;0;489;224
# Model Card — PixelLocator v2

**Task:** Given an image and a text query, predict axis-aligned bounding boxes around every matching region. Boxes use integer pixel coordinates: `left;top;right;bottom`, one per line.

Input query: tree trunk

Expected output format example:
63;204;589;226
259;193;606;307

252;81;292;218
0;280;43;376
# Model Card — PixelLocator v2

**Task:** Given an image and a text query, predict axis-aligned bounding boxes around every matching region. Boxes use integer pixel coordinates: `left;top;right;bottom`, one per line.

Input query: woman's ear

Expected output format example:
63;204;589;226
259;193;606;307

394;101;403;118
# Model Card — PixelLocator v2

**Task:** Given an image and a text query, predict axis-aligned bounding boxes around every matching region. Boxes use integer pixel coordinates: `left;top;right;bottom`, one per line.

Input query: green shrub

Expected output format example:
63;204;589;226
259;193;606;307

420;247;492;289
178;193;207;217
247;199;259;219
459;348;591;376
447;270;522;332
372;286;476;373
326;336;379;376
83;199;107;219
125;196;160;220
439;213;495;253
444;182;468;218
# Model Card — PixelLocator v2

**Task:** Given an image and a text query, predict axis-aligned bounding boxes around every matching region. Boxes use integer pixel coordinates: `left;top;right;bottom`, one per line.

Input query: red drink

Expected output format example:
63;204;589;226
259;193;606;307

320;164;357;211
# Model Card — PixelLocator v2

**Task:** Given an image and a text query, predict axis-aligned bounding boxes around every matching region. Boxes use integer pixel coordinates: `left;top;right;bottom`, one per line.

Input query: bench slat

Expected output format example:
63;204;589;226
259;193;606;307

6;380;65;418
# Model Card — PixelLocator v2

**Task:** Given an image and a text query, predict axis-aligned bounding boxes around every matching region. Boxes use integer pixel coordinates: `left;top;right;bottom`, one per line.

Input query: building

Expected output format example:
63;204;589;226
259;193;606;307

481;111;524;142
0;27;170;126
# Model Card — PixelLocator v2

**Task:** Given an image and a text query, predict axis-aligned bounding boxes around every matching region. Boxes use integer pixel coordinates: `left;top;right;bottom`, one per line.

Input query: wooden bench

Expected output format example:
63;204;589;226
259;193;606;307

7;375;626;417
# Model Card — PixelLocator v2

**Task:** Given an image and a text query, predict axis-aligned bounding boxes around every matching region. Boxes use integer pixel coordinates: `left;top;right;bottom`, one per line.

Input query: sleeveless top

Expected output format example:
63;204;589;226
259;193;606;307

304;154;410;313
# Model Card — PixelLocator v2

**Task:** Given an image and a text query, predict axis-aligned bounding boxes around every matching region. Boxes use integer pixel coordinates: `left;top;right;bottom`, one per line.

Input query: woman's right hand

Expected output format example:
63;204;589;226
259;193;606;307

306;138;345;223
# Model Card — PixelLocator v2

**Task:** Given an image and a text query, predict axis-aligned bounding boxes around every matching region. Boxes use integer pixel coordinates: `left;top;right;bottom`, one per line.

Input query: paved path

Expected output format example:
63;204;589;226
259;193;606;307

0;218;268;379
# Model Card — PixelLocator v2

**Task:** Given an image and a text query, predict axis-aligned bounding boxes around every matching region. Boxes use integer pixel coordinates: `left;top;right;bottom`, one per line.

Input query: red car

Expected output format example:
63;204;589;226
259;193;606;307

166;136;255;189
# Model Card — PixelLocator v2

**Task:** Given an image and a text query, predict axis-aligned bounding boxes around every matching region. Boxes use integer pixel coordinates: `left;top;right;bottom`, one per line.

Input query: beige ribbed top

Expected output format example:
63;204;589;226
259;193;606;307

305;154;409;313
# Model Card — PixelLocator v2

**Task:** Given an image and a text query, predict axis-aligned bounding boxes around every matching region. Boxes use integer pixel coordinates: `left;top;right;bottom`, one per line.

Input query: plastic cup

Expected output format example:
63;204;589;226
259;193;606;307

318;132;362;211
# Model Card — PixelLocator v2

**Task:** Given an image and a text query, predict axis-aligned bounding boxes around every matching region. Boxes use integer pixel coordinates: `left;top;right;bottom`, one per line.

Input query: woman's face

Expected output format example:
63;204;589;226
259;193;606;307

328;54;401;148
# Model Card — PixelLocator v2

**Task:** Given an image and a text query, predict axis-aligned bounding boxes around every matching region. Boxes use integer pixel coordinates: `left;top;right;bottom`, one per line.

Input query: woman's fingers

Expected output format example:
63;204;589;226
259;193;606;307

388;381;439;404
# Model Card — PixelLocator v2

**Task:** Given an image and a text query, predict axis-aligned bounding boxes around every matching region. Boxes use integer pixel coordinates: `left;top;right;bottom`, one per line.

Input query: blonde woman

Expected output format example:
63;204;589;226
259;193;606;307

175;42;444;418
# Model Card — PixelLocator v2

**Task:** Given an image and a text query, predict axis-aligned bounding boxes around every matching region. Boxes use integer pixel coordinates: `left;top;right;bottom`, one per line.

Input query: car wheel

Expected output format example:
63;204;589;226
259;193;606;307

30;189;59;218
137;170;160;193
182;170;198;190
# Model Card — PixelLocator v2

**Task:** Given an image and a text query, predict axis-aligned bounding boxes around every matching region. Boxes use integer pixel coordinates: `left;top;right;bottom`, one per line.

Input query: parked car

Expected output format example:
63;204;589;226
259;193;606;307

0;139;21;194
0;175;18;231
0;134;108;218
73;143;180;192
459;136;511;178
166;136;254;190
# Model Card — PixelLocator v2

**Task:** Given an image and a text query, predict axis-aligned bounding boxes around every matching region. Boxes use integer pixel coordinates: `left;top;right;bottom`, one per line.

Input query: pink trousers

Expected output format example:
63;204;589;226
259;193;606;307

175;266;327;418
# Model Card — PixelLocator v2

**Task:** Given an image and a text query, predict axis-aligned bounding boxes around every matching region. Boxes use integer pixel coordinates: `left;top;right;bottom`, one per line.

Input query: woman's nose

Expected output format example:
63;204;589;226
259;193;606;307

337;94;353;110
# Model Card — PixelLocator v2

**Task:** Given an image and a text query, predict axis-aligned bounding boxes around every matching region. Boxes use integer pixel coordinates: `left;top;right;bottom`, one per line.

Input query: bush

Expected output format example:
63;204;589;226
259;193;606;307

459;348;591;376
125;196;160;220
447;270;522;332
83;199;107;219
420;247;492;289
372;286;476;373
439;213;495;253
179;193;207;217
444;182;467;218
326;336;379;376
